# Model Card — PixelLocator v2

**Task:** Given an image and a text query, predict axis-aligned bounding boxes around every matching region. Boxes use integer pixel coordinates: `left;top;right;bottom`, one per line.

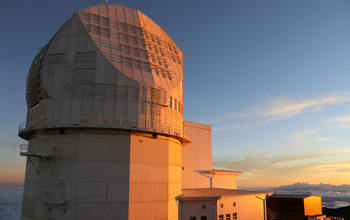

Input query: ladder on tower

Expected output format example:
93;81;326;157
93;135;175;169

36;116;46;138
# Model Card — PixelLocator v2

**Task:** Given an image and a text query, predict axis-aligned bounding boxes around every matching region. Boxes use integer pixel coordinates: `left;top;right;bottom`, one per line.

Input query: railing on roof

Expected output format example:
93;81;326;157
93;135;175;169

18;116;190;142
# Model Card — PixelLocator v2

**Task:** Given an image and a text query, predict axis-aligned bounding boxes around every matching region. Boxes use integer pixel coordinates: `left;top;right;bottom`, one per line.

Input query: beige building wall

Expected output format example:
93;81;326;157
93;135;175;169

182;121;212;189
180;200;217;220
180;193;267;220
212;174;238;190
129;134;182;220
217;195;267;220
304;196;323;216
22;130;183;220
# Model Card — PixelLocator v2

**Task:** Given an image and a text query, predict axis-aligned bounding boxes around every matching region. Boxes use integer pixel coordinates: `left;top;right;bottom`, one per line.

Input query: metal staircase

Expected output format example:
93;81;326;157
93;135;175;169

267;207;280;220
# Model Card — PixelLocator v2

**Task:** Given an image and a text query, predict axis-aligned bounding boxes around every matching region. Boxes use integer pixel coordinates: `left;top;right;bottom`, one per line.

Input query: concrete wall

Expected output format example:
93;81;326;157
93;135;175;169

182;122;212;189
22;129;131;219
21;130;183;220
129;133;182;220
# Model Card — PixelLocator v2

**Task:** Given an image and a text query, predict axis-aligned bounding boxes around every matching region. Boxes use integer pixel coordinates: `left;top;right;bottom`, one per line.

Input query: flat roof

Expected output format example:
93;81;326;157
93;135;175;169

183;121;211;130
209;169;243;175
179;188;271;201
267;194;318;199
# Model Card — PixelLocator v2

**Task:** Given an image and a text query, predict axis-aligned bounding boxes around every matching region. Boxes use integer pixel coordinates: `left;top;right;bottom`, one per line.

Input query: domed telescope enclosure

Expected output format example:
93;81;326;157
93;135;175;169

19;4;189;220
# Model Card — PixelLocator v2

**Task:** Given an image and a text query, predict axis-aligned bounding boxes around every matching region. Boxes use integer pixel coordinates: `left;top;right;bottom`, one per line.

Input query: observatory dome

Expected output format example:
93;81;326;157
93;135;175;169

21;4;188;143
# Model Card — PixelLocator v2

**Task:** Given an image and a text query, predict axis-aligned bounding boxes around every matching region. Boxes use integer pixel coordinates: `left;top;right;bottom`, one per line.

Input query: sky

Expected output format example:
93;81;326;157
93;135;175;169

0;0;350;189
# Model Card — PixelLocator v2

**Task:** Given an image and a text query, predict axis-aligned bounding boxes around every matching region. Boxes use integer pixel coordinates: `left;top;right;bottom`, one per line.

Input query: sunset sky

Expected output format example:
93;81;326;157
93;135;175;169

1;0;350;188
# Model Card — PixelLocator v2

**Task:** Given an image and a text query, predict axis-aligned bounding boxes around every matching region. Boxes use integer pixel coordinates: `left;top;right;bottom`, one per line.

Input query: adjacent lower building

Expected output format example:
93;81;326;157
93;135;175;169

181;121;269;220
180;188;268;220
266;194;323;220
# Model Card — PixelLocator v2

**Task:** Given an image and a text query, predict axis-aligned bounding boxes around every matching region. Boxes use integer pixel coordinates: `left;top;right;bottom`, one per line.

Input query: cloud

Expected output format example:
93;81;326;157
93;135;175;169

283;129;333;147
213;151;327;174
312;138;333;142
211;92;350;131
292;129;318;138
325;114;350;130
246;93;350;118
326;115;350;123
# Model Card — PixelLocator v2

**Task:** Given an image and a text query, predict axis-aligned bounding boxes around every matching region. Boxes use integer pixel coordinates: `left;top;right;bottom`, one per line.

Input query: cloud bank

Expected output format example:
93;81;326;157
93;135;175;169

0;186;23;220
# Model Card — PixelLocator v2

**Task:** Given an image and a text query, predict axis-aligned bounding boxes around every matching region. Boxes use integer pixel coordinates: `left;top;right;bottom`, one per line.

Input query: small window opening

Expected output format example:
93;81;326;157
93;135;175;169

232;213;237;220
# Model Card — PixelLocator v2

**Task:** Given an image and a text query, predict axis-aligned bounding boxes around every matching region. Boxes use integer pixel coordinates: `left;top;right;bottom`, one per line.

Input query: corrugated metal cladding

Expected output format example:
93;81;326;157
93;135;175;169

78;5;183;90
26;43;51;108
212;175;237;189
22;5;186;140
182;121;212;189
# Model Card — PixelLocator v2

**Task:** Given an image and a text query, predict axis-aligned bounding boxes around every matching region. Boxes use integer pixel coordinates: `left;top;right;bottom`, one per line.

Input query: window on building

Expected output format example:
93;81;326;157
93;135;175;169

174;99;177;111
220;204;224;208
233;202;236;207
201;217;207;220
219;215;223;220
190;217;196;220
202;205;206;209
232;213;237;220
226;214;230;220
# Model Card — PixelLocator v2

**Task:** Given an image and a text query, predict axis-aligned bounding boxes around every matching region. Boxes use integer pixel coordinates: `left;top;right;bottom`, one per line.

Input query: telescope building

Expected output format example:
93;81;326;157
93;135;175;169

19;4;268;220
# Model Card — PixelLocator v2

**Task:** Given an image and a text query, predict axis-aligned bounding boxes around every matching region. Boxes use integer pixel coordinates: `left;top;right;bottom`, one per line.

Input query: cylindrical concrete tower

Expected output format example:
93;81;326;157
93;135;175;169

19;4;189;220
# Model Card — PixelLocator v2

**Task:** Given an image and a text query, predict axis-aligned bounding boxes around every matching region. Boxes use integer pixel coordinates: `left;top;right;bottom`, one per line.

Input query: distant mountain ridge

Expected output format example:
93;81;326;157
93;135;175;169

322;205;350;220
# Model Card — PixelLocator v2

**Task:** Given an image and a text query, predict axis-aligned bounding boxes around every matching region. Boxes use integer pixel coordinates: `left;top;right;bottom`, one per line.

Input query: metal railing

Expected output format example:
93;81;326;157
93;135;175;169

19;143;59;156
20;144;28;154
19;116;190;142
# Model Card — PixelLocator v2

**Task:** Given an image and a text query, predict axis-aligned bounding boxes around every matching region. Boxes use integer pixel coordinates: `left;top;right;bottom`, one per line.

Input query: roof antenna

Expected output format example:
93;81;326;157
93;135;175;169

106;0;108;4
64;6;74;14
159;21;165;26
134;2;138;9
32;47;43;51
